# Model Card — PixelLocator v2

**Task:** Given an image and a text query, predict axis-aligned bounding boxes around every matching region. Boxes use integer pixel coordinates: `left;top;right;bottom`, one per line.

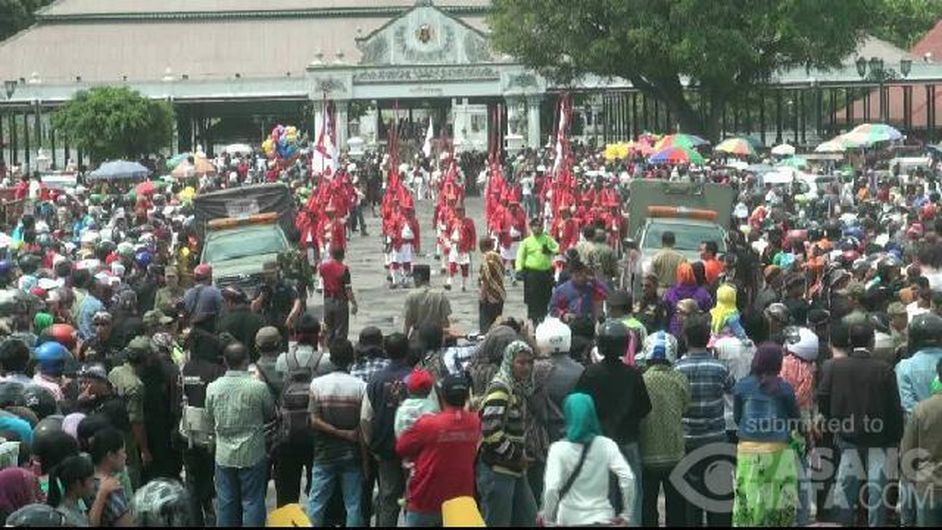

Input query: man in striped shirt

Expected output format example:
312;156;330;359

673;314;735;527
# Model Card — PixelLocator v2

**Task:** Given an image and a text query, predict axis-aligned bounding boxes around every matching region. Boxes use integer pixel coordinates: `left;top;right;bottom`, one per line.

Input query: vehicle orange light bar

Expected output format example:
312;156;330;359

647;206;718;221
208;212;278;230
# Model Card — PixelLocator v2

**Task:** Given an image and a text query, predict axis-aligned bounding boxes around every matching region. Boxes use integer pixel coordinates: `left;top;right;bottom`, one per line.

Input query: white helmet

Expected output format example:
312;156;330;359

536;317;572;354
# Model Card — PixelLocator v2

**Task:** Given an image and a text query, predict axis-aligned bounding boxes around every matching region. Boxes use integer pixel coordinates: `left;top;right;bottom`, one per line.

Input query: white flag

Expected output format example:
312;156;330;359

312;102;337;175
422;116;434;158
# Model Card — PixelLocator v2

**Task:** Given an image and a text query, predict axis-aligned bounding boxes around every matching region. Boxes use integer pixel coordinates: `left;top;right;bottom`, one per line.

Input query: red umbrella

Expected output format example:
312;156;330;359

135;181;156;196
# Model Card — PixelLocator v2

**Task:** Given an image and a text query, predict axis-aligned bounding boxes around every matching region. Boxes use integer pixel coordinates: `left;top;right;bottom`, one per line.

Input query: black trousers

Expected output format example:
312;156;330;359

523;269;553;324
272;438;314;507
324;298;350;343
642;464;685;527
183;446;216;527
479;299;504;333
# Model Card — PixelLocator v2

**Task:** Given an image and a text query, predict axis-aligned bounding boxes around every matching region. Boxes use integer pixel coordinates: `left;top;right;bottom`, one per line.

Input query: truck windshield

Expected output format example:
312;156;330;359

203;225;287;262
644;222;727;252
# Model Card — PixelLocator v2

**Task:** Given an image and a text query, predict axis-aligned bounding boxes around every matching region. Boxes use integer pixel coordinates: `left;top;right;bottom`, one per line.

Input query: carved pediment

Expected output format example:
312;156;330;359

356;3;495;66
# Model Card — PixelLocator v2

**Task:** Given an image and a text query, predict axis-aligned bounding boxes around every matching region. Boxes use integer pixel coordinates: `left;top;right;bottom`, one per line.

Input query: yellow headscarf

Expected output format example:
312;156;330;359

710;284;739;334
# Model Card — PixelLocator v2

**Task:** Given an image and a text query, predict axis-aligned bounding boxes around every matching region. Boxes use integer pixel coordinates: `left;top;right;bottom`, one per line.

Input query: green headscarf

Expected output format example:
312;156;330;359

33;312;54;334
564;393;601;445
931;377;942;396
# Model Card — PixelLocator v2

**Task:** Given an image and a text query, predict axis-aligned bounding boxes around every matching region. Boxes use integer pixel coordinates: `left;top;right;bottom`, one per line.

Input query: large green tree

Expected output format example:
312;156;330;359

0;0;54;42
52;86;174;163
871;0;942;49
489;0;877;139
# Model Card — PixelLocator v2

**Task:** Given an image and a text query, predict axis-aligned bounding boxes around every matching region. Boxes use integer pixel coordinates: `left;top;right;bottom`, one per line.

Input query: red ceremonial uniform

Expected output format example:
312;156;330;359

449;216;477;254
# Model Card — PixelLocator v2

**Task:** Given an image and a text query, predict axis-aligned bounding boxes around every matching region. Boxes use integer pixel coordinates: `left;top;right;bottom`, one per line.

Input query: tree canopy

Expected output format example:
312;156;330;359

52;87;174;164
489;0;877;139
871;0;942;50
0;0;54;42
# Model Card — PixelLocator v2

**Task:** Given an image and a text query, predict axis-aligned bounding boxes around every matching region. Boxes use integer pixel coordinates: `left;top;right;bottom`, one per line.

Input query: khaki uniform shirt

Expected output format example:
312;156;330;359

651;247;687;288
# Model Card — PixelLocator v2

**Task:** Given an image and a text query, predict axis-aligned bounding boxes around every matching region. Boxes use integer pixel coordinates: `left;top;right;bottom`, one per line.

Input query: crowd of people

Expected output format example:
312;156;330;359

0;133;940;529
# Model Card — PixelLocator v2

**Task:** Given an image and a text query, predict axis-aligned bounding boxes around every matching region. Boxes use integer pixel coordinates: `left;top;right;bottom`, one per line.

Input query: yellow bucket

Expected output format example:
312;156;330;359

442;496;485;527
266;504;311;527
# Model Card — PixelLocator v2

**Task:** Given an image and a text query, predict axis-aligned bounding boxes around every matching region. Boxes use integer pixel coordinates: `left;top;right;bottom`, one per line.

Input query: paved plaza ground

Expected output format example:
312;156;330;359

309;195;528;340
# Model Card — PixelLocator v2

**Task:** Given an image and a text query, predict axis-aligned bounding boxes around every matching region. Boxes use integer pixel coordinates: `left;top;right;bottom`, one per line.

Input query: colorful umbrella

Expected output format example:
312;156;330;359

171;156;217;178
815;138;848;153
166;153;191;171
715;138;756;157
88;160;150;181
842;123;903;147
654;133;709;151
649;146;706;166
777;156;808;169
135;181;157;196
771;144;796;157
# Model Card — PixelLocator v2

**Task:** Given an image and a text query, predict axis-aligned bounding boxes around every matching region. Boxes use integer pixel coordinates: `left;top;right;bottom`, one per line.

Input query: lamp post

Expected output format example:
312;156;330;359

856;56;893;122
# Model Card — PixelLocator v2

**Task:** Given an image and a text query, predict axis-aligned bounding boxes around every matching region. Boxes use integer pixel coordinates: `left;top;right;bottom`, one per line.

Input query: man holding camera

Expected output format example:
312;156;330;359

515;217;559;324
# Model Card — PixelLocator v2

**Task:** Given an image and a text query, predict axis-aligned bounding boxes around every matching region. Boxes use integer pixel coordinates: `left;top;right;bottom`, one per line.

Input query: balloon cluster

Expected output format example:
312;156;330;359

261;125;301;161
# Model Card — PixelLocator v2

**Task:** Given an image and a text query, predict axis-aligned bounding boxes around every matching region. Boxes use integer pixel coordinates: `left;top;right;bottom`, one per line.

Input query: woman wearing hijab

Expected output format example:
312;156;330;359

0;468;41;524
541;393;634;527
664;263;713;338
478;340;538;527
468;323;520;404
709;284;749;345
731;343;801;527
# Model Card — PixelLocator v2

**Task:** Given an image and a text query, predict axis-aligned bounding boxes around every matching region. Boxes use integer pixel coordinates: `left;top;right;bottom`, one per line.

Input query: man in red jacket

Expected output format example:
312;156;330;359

396;374;481;527
446;204;476;292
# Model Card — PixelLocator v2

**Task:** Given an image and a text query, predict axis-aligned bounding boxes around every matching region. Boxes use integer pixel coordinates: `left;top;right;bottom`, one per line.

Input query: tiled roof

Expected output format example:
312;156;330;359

39;0;490;16
0;1;489;83
911;19;942;62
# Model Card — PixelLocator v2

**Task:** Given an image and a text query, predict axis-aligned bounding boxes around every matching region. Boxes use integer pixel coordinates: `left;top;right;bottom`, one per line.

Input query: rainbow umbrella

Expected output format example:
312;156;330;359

654;133;709;151
815;137;849;153
649;146;706;165
777;156;808;169
715;138;756;157
166;153;192;171
841;123;903;147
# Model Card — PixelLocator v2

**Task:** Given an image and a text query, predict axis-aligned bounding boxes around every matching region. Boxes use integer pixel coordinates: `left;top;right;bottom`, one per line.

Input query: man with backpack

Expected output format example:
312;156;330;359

269;314;333;507
360;332;413;527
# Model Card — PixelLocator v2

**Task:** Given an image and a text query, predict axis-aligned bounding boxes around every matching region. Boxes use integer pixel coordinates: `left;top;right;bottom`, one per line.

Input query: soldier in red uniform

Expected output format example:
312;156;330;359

551;204;579;281
446;203;476;291
391;205;421;288
498;199;527;284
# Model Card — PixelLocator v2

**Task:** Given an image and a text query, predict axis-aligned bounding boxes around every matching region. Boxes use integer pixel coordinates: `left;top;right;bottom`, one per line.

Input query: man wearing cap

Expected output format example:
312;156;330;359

142;309;174;336
753;265;782;315
549;258;608;324
516;217;559;324
108;336;154;489
637;331;688;527
252;260;302;351
153;267;184;318
219;287;266;362
80;311;124;370
888;302;910;352
396;374;482;527
183;264;223;332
